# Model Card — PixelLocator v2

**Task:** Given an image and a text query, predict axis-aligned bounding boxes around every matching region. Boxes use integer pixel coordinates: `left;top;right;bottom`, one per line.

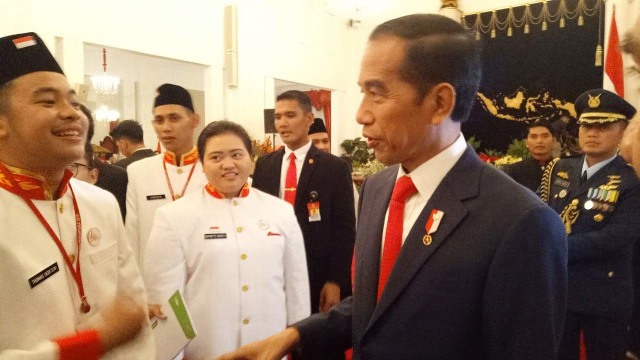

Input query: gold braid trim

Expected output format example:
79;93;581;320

560;199;580;235
540;157;560;203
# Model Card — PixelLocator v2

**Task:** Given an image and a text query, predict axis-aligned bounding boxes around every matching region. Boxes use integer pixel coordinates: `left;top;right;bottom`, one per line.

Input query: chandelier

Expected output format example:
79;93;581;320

90;48;120;95
94;105;120;123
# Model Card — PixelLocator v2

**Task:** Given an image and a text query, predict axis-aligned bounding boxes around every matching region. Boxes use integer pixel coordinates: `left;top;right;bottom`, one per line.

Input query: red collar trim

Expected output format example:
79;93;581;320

164;147;198;166
0;163;73;200
205;183;250;199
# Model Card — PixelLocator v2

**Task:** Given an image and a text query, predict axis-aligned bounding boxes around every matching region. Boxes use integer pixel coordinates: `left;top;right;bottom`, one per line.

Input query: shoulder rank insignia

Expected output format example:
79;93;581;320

557;171;569;180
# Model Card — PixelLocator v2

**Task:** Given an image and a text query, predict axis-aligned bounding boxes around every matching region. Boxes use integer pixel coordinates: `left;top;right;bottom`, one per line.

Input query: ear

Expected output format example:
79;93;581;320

427;83;455;126
0;115;9;139
191;113;201;129
305;111;314;128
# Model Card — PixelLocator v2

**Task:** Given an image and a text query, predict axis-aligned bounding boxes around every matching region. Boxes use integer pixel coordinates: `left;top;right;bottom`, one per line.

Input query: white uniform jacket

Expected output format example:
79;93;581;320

144;186;311;359
0;177;155;359
125;152;207;270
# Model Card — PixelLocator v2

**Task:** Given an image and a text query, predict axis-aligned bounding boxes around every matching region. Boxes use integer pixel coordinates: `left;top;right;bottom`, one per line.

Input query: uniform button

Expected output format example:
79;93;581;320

233;200;239;206
177;168;183;174
240;254;247;260
237;227;243;233
243;318;250;325
242;285;249;292
608;271;614;278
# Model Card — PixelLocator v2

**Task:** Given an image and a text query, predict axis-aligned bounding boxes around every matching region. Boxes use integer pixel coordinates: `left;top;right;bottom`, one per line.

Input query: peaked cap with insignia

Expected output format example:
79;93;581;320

574;89;636;125
0;32;64;87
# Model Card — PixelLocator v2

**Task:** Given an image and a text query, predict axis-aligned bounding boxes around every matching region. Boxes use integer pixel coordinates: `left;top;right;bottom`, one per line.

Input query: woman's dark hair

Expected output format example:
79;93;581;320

197;120;252;162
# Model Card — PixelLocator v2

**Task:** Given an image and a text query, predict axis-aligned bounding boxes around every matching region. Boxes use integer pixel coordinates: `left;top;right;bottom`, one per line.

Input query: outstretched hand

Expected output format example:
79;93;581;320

215;327;300;360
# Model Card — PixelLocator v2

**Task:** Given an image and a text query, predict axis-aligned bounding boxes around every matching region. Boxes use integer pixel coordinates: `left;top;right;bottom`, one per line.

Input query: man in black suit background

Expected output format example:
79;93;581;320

502;119;557;192
110;120;156;169
252;90;356;324
220;14;567;360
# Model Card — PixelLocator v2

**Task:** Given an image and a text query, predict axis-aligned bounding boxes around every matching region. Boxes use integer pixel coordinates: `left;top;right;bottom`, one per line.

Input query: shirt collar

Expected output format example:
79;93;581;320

205;183;250;199
396;133;467;198
581;154;618;180
0;162;73;200
164;146;198;166
283;140;312;162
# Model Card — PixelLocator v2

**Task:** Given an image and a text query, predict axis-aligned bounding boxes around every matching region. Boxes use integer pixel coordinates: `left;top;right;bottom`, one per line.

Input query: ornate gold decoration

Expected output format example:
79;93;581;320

587;93;602;108
560;199;580;234
463;0;602;40
540;157;560;203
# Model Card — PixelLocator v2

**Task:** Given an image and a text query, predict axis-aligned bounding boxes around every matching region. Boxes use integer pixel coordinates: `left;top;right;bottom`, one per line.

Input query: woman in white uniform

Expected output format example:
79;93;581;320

144;121;310;359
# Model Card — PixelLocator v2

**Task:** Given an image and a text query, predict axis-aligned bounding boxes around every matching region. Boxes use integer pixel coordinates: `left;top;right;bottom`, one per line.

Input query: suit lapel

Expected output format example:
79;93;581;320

266;149;285;196
364;147;482;333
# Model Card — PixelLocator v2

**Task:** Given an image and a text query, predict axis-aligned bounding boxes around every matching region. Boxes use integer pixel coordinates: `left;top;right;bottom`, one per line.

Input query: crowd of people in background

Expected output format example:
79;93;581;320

1;11;640;360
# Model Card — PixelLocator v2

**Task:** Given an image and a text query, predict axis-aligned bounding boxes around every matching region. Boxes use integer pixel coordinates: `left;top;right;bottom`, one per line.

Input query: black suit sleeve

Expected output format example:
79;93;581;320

483;204;567;359
295;296;353;354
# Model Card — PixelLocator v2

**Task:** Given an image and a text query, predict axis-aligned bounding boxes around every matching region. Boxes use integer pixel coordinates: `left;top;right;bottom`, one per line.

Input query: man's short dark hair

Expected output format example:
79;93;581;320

369;14;482;123
528;119;556;138
621;30;639;56
197;120;252;163
110;120;144;143
276;90;312;114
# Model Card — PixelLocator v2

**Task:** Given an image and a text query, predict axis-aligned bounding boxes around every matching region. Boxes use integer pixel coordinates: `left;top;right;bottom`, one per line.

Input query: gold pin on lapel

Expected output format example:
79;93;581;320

309;159;314;165
422;234;432;246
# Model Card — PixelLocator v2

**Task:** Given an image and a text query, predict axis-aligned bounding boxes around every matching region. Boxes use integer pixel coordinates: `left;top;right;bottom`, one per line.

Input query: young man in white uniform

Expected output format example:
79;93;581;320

125;84;208;270
0;32;154;359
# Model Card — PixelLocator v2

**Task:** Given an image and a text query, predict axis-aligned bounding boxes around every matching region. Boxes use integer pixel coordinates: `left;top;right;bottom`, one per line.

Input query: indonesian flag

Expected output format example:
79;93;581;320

12;35;37;49
604;5;624;97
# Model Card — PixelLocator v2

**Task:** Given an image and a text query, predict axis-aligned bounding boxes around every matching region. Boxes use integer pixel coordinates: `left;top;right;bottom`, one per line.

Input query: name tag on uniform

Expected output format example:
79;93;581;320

553;178;570;188
29;262;59;288
147;194;167;201
204;233;227;240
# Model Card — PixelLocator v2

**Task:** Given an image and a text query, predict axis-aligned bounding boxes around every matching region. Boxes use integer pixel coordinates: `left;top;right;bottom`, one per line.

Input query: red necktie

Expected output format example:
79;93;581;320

284;153;297;205
378;175;417;300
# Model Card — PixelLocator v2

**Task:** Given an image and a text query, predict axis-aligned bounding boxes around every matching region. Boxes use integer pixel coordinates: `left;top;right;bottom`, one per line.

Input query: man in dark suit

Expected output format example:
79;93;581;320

542;89;640;360
252;90;356;320
503;119;557;192
80;104;128;220
219;14;567;360
110;120;155;169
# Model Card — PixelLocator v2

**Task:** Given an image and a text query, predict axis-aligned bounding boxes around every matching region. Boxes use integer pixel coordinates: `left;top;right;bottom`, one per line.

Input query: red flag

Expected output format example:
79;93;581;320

604;6;624;97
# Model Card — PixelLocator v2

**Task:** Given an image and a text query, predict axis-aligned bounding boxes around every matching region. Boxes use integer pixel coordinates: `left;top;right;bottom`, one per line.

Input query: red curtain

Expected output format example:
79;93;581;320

304;90;331;139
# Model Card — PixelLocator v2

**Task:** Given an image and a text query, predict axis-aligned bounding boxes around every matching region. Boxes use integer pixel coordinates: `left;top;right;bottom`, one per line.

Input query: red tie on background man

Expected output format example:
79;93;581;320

284;153;297;205
377;175;417;300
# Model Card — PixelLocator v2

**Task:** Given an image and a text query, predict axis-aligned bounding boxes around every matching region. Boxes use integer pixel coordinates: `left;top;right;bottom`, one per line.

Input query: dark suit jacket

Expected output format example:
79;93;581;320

114;148;156;169
252;145;356;313
543;155;640;319
95;162;128;221
502;157;547;192
296;146;568;359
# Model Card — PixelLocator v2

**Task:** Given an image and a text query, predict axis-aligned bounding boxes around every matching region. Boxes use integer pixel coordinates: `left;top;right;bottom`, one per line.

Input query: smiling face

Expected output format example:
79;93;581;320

0;72;87;175
202;132;252;198
152;104;199;155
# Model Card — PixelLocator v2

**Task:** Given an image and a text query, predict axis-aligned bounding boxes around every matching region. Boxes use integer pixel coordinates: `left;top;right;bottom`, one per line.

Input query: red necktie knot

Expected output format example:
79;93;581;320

391;175;417;203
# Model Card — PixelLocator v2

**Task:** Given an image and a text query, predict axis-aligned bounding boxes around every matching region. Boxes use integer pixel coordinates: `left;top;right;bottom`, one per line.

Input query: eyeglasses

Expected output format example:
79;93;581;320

68;162;91;177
